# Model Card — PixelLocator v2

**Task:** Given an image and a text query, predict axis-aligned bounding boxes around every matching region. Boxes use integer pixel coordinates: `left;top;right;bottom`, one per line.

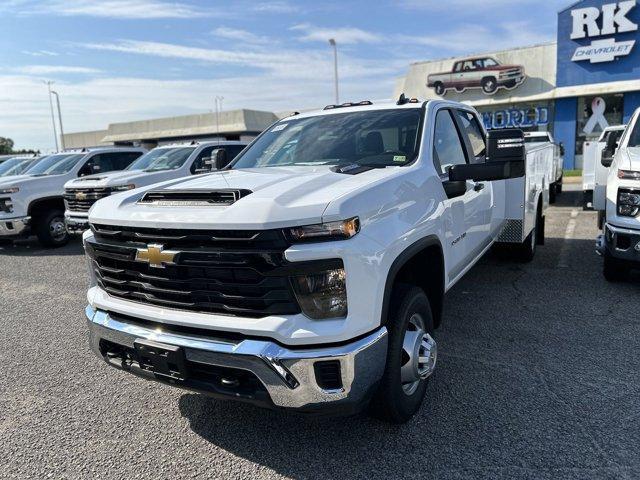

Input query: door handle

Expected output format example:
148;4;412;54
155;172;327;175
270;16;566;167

473;182;485;192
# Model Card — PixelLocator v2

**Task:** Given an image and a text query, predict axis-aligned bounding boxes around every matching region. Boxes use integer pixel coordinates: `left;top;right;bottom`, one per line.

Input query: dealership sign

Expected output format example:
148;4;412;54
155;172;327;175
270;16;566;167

570;1;638;63
481;107;549;130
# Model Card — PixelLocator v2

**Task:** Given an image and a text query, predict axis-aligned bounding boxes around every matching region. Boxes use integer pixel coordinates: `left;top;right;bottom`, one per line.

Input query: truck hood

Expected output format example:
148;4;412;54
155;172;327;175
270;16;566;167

618;147;640;171
0;174;53;189
89;165;399;230
64;169;174;189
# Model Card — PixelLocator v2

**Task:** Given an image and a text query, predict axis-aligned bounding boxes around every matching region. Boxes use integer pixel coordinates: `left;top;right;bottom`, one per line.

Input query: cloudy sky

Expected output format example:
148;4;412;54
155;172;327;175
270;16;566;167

1;0;569;151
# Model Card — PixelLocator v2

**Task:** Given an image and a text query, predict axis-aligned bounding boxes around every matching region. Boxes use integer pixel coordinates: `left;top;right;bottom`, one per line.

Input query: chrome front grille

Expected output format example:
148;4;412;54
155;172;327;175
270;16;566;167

64;188;112;213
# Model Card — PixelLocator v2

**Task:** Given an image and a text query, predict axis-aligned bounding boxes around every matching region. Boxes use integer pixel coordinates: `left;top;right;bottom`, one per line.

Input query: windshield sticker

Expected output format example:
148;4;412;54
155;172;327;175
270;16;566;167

272;123;288;132
393;155;406;163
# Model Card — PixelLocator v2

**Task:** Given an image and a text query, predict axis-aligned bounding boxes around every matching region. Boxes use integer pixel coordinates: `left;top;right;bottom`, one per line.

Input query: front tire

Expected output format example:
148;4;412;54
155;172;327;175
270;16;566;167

433;82;445;96
482;77;497;94
369;285;436;424
603;255;629;282
35;209;69;248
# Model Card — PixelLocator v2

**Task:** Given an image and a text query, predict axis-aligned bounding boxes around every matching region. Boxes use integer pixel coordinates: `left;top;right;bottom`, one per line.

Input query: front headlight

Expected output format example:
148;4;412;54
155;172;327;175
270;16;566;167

618;170;640;180
111;184;136;192
617;189;640;217
0;187;19;194
287;217;360;243
291;268;347;319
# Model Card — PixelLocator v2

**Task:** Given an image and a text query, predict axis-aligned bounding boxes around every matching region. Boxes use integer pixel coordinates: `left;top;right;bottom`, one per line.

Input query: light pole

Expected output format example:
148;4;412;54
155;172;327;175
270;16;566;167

214;96;224;145
51;90;65;150
328;38;339;104
44;81;59;151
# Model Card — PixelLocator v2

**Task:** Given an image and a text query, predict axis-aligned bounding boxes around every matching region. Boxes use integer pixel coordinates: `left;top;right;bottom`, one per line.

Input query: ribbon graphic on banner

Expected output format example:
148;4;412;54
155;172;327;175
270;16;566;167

583;97;609;134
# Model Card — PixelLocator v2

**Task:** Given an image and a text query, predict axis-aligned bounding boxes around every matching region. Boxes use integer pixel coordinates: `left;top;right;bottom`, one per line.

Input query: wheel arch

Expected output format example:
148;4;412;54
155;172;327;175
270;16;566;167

381;235;445;329
28;196;65;218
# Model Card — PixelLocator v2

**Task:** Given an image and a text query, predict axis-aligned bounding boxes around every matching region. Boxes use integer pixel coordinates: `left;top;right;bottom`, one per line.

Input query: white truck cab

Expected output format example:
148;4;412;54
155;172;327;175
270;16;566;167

524;131;564;203
0;147;145;247
596;108;640;280
82;98;552;423
63;141;248;233
583;125;626;210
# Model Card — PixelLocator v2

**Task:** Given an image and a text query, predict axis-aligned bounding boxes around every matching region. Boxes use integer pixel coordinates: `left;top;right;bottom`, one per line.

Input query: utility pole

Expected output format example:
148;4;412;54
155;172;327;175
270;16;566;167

51;90;65;150
44;81;59;151
328;38;339;104
215;96;224;146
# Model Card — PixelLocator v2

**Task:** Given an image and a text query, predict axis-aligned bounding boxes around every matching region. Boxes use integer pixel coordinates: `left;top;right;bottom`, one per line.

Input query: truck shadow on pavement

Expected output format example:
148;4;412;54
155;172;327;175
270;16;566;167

0;236;84;257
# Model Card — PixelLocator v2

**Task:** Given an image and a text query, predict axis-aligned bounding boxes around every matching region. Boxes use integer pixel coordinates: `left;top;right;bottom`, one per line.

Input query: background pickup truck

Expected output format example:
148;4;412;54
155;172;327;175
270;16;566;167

82;98;553;424
596;107;640;281
427;56;526;96
583;125;626;210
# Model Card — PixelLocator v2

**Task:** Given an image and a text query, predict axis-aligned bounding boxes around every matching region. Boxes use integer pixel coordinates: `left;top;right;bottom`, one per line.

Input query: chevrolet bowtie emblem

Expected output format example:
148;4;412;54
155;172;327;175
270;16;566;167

75;191;87;200
135;244;178;268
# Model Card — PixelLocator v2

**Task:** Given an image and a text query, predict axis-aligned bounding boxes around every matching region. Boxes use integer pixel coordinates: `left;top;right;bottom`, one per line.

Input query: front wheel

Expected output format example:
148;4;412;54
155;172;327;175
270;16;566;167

36;210;69;248
482;77;497;94
433;82;445;96
369;285;437;424
603;255;629;282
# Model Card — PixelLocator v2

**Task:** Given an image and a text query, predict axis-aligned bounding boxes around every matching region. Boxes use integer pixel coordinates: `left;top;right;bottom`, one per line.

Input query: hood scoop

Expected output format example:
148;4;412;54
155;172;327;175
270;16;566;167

138;188;252;206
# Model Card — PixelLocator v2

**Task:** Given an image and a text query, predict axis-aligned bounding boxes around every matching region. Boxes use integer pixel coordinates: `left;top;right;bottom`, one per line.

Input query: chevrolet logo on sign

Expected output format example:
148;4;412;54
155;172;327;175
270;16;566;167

134;244;178;268
75;191;87;200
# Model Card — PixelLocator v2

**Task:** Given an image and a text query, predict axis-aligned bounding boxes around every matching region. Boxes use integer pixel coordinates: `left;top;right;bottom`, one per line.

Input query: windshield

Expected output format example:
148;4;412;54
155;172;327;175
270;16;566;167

626;122;640;147
0;158;29;176
127;147;195;171
232;109;422;169
25;153;85;175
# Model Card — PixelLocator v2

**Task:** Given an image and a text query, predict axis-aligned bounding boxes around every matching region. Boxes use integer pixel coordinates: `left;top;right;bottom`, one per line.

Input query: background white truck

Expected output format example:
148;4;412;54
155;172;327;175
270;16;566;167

583;125;626;210
524;131;564;203
596;108;640;280
82;98;552;423
63;141;247;233
0;147;145;247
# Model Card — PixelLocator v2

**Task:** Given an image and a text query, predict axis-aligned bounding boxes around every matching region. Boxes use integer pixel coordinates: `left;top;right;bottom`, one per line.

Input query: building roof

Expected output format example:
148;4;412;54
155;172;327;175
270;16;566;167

100;109;277;143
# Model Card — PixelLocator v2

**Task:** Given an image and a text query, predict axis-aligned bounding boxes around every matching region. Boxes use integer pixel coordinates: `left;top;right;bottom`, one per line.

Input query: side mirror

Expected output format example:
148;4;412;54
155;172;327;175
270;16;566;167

194;156;213;174
449;129;525;182
601;134;617;167
213;148;229;170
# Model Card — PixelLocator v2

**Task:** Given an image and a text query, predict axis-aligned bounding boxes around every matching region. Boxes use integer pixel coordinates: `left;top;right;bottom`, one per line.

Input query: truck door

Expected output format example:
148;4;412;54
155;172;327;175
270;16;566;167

452;109;494;260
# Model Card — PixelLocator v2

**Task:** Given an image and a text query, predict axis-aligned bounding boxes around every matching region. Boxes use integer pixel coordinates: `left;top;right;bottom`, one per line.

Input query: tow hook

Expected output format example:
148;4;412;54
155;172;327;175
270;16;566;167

595;234;606;256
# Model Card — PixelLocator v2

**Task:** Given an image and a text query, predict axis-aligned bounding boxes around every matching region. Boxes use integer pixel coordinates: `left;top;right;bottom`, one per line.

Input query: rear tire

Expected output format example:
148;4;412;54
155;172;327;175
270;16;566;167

603;255;629;282
549;184;557;204
515;205;540;262
35;209;68;248
369;285;436;424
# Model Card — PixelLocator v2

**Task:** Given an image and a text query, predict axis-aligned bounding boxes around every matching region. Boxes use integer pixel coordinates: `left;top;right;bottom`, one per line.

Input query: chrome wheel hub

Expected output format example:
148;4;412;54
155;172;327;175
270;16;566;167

50;218;67;241
401;314;437;395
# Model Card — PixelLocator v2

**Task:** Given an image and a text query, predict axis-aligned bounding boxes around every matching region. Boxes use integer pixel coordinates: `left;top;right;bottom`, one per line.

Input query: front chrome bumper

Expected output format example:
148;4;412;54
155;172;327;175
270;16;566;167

65;214;89;234
0;216;30;237
598;222;640;262
86;306;388;412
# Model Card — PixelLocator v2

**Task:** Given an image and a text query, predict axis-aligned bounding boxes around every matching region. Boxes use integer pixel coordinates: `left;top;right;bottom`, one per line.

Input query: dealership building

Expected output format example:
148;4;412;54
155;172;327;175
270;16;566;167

394;0;640;169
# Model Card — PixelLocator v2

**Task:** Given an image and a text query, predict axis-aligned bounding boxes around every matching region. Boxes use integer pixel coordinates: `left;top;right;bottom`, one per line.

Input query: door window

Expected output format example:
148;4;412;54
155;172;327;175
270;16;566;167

454;110;486;163
433;110;467;175
82;152;143;175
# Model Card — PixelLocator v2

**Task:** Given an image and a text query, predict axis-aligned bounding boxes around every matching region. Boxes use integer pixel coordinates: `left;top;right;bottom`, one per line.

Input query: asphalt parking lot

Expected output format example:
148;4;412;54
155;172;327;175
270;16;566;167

1;185;639;480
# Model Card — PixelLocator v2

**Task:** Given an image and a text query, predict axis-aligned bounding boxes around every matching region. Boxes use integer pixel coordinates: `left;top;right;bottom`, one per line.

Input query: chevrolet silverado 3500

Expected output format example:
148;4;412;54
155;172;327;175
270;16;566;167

596;107;640;281
83;98;551;423
63;141;247;233
0;147;145;247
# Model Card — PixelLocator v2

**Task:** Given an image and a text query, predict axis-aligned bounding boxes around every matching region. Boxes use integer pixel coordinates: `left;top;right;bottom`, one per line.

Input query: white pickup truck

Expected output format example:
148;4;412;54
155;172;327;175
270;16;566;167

596;108;640;281
0;147;145;247
524;131;564;203
63;141;248;233
583;125;626;210
82;98;552;423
